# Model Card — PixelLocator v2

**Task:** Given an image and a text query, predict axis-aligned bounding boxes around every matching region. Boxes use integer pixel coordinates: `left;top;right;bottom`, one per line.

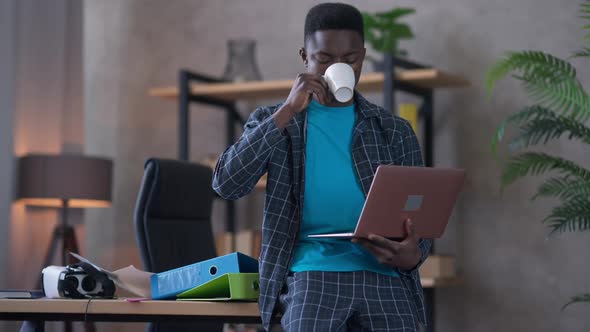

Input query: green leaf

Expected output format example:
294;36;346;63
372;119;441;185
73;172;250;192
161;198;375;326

486;51;590;120
508;110;590;150
491;106;554;153
521;79;589;121
362;8;416;54
362;13;378;31
375;8;415;20
486;51;575;93
562;293;590;310
581;1;590;39
543;196;590;234
572;47;590;58
501;152;590;186
533;177;590;201
389;23;414;39
362;13;381;49
491;121;507;154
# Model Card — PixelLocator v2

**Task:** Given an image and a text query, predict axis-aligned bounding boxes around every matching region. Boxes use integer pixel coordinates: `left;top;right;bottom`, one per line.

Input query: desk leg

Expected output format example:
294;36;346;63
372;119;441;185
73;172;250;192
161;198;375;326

424;288;435;332
19;320;44;332
85;321;96;332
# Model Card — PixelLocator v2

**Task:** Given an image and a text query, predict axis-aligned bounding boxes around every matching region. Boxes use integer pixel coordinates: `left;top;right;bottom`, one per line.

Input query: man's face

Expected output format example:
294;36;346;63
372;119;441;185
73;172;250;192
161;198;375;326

301;30;366;88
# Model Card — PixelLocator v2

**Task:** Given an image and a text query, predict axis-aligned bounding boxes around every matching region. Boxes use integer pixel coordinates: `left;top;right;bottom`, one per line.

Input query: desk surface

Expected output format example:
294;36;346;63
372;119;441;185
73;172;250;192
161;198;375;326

0;277;459;317
0;277;460;323
0;298;260;317
149;70;470;101
0;298;263;323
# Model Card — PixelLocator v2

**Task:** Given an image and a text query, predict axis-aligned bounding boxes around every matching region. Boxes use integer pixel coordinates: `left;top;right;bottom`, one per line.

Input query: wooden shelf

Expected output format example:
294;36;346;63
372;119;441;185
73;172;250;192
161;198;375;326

149;69;470;101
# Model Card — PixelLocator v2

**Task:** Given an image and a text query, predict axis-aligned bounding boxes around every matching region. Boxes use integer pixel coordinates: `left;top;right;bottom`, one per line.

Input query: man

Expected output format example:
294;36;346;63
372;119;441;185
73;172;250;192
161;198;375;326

213;3;432;331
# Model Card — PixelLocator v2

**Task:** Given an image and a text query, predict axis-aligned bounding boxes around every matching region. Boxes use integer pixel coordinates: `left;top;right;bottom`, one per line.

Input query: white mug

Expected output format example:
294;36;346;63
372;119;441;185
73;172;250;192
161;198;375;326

323;63;355;103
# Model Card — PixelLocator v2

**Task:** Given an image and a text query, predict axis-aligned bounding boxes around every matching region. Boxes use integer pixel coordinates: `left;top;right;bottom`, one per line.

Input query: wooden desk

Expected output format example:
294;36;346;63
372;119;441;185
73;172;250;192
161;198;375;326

0;277;459;324
0;298;262;324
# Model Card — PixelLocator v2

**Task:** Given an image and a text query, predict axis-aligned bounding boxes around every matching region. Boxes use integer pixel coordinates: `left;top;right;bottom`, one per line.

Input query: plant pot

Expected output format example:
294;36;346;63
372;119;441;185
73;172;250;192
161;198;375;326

370;59;385;72
368;52;410;72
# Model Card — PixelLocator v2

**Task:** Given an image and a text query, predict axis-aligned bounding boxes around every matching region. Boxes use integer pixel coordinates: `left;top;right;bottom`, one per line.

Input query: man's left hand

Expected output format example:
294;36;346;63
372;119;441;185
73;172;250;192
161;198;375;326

352;219;421;271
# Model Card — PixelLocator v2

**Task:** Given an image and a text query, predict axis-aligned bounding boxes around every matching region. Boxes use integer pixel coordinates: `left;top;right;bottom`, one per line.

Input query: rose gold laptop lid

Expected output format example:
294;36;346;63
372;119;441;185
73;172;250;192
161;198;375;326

308;165;466;239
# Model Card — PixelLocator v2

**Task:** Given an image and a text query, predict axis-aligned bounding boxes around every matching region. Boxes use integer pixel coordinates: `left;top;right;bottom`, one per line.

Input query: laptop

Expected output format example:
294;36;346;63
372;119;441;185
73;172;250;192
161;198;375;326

308;165;466;239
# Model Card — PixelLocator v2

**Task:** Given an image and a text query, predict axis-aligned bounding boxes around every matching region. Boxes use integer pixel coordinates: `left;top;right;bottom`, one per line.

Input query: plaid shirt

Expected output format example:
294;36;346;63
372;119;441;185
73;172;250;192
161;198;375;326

213;93;432;331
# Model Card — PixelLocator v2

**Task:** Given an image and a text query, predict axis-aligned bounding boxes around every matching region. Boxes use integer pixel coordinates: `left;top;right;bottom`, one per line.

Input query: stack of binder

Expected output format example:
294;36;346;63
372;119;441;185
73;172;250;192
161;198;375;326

150;252;260;301
177;273;259;301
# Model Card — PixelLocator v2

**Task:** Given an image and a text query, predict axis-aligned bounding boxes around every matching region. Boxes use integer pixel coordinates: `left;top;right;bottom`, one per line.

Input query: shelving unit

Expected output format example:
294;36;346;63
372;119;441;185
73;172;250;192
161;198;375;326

149;69;469;101
149;56;470;331
148;62;469;168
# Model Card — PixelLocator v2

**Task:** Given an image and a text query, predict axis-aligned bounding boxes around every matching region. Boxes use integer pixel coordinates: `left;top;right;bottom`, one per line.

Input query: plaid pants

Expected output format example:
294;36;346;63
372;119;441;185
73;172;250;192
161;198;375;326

278;270;421;331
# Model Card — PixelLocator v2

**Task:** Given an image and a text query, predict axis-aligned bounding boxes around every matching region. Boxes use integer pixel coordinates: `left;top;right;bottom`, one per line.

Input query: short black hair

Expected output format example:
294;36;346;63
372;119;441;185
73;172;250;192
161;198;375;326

304;3;364;44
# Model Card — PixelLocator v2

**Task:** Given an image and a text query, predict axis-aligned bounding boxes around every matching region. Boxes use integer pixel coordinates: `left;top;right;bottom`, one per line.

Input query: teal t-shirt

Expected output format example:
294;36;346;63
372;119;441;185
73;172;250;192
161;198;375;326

290;99;398;277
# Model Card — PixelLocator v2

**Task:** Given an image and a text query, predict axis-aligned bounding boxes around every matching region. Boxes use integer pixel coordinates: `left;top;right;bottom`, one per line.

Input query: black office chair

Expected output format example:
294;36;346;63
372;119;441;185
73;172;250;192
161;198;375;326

134;158;222;332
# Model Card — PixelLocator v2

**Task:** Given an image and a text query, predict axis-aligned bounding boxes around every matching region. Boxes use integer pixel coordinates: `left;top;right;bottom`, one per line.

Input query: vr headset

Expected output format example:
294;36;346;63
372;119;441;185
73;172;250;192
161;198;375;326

42;261;116;299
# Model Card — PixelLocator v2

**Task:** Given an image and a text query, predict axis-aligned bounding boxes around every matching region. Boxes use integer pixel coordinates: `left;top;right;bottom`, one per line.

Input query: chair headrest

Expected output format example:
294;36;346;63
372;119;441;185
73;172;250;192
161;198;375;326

142;158;214;220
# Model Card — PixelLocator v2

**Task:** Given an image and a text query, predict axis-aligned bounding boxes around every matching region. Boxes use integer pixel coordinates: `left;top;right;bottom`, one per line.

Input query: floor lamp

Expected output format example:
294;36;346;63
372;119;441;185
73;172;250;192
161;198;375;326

16;155;111;332
16;154;113;278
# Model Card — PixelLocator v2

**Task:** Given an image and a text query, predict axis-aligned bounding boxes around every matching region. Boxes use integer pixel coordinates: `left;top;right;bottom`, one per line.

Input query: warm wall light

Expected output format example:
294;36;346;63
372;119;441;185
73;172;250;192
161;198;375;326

15;154;113;268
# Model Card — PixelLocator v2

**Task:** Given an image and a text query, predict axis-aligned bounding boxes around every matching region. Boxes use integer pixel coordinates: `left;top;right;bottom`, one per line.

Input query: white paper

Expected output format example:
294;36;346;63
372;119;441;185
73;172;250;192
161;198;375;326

70;252;153;298
112;265;153;298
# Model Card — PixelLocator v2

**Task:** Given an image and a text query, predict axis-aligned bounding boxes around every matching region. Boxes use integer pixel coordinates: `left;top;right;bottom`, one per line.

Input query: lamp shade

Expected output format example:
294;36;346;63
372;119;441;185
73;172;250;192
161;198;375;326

17;154;113;208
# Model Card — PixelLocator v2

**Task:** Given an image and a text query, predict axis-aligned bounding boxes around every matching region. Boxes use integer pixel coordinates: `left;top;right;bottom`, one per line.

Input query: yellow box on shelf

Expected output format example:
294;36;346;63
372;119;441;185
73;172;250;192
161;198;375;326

398;103;419;135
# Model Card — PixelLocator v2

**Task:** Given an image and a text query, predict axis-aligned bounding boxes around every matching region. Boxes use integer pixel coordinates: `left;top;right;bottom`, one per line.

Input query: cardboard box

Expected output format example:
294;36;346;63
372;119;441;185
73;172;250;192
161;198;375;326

215;232;234;256
216;231;262;258
419;255;455;278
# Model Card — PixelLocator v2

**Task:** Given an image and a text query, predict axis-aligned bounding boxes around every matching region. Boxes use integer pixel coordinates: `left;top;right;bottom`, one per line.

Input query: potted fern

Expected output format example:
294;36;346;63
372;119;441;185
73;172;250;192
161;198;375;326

486;1;590;309
362;7;415;70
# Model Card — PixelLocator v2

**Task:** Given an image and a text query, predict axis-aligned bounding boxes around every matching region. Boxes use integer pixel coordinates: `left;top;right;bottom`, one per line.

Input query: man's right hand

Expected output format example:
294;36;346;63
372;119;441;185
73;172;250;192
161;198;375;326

273;73;329;129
